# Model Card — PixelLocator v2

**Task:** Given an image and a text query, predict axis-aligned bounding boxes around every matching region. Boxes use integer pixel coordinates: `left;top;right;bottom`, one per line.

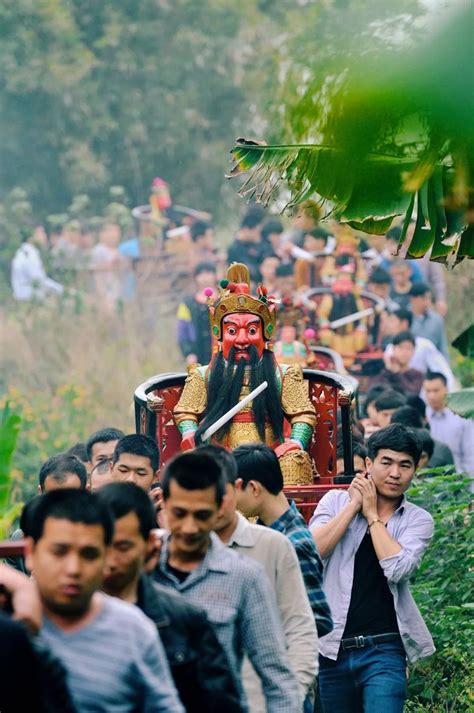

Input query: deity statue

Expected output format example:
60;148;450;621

273;295;317;367
173;263;317;484
318;249;368;367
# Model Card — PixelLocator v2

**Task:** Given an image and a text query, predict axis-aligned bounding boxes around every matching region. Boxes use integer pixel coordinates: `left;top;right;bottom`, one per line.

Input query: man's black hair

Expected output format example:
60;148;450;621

67;442;88;463
38;454;88;491
386;225;401;241
197;444;238;484
245;203;266;222
261;219;284;242
193;260;217;277
368;267;391;285
367;423;421;465
425;371;448;386
96;482;155;540
409;282;431;297
406;394;427;420
416;429;435;460
364;383;389;409
241;211;263;230
233;443;283;495
353;442;368;460
112;434;159;472
391;307;413;328
374;391;407;412
391;406;424;429
86;428;125;461
392;330;416;347
20;495;42;536
19;226;34;243
306;227;329;244
261;252;280;262
23;489;114;545
416;428;434;461
336;441;367;461
190;220;211;242
161;451;226;506
276;263;294;278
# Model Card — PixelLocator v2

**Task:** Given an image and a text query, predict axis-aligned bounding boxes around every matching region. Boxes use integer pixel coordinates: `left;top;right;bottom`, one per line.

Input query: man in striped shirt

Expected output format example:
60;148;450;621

23;489;184;713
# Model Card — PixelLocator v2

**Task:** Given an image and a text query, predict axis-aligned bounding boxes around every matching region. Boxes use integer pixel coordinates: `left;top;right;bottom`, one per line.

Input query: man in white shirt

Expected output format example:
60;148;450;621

11;227;64;301
424;372;474;479
384;309;456;390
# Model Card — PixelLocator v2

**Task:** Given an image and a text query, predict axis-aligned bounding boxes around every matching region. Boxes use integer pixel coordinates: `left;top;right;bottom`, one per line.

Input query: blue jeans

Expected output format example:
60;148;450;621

318;640;407;713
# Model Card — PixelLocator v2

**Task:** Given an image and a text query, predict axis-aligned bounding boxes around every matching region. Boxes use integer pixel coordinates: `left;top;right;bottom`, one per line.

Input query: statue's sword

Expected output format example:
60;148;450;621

201;380;269;442
329;307;375;329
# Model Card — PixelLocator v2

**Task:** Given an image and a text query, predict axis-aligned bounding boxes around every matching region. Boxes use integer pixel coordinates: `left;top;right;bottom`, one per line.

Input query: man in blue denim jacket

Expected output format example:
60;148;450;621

310;424;435;713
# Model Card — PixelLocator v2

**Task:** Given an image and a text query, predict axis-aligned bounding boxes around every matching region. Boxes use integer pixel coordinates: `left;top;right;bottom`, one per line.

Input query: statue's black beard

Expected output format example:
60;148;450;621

194;346;284;445
329;292;358;325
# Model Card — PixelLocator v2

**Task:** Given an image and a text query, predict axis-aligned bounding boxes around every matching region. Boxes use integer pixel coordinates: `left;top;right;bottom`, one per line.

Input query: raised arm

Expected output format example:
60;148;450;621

0;563;42;634
310;486;362;559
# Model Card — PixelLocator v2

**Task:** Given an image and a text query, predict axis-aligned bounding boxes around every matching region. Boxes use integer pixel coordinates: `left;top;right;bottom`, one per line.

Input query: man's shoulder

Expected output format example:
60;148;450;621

243;520;290;546
426;308;443;325
210;532;265;580
100;593;157;638
402;499;434;527
309;489;350;526
149;578;208;619
319;488;350;509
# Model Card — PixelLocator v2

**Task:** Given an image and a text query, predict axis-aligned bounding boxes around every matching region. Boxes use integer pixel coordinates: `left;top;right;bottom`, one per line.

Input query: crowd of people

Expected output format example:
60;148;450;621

175;200;472;480
3;192;472;713
2;421;438;712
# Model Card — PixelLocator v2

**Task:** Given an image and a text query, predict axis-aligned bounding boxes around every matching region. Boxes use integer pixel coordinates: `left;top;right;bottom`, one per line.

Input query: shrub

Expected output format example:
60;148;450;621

406;472;474;712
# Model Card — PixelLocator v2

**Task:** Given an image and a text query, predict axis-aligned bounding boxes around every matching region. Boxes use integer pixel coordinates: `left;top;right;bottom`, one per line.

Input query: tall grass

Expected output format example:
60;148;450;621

0;299;181;501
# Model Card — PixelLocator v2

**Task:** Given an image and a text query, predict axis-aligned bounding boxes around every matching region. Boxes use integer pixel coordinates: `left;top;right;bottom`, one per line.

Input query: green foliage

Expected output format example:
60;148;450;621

452;325;474;359
229;2;473;263
406;473;474;711
0;0;268;221
446;389;474;421
0;404;23;539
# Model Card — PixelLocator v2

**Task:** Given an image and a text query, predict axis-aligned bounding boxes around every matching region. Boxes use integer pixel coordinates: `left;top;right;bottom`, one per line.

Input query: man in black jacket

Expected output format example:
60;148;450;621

98;482;243;713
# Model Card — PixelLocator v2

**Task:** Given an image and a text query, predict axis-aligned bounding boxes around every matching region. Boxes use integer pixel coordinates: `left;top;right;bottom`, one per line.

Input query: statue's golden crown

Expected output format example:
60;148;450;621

208;263;277;341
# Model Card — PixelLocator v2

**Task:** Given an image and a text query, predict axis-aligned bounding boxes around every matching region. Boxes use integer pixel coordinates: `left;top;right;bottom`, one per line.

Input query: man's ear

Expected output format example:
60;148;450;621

24;537;35;573
37;485;42;494
145;532;156;558
248;480;261;497
234;478;243;492
365;457;373;473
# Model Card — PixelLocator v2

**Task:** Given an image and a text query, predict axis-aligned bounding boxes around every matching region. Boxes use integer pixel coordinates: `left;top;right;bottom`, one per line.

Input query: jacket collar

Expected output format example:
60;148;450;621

226;512;258;548
158;532;233;588
137;574;170;628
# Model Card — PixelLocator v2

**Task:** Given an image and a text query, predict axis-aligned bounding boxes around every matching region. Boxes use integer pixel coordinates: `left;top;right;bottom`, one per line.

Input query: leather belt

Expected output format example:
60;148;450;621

341;633;401;651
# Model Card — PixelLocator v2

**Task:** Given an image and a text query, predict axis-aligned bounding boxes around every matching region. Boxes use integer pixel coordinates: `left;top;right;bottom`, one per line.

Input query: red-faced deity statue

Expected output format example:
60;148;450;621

221;313;265;361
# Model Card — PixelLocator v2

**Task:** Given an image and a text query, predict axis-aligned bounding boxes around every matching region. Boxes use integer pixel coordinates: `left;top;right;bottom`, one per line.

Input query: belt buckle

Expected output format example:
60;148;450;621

355;635;365;649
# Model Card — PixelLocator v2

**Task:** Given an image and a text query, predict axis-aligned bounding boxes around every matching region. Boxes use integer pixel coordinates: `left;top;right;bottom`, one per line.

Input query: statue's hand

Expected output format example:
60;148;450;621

180;432;196;451
275;440;302;459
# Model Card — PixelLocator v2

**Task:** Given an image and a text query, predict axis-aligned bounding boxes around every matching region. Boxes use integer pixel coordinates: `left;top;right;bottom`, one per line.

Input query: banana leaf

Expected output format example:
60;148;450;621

452;324;474;358
447;389;474;421
228;3;472;263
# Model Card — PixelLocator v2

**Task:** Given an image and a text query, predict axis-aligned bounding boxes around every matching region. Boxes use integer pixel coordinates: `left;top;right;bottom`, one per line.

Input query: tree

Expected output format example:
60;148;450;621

228;1;473;264
0;0;268;221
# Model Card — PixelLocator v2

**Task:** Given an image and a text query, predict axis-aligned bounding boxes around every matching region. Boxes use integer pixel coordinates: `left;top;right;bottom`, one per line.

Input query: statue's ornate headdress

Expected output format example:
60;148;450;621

207;263;277;341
